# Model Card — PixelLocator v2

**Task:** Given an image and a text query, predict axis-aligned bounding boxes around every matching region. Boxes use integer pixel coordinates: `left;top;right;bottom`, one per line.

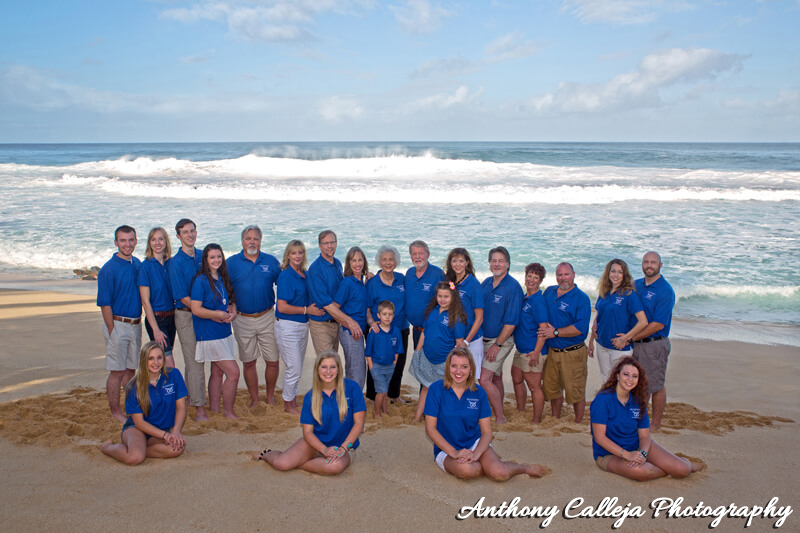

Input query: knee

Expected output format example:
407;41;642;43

271;455;295;471
322;460;348;476
478;374;492;387
454;463;483;480
124;451;145;466
670;460;692;478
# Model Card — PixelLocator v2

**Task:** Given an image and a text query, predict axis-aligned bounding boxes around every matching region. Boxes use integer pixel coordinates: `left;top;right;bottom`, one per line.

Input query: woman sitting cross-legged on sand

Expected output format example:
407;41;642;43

424;347;548;481
591;356;702;481
255;351;366;475
100;341;187;465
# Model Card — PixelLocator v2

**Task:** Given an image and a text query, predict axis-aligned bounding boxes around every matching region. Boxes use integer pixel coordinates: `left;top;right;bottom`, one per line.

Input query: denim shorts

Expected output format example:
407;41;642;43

370;363;395;394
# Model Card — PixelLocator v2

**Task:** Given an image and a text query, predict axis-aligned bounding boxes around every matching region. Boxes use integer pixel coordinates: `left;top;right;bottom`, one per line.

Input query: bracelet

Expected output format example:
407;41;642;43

346;442;353;449
619;449;625;457
303;306;307;315
639;450;648;459
163;431;168;439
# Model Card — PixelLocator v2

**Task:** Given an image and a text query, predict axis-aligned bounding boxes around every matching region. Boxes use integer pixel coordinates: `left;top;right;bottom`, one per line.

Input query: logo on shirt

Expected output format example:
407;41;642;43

163;383;175;395
467;399;479;410
630;408;640;419
459;290;467;298
391;338;398;346
522;302;531;312
614;296;624;305
398;286;405;292
422;283;432;292
261;265;271;273
558;301;570;312
440;315;449;326
644;290;656;301
492;294;503;304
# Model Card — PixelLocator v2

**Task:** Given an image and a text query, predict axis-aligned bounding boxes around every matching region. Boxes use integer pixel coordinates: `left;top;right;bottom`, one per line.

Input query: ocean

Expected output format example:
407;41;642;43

1;142;798;346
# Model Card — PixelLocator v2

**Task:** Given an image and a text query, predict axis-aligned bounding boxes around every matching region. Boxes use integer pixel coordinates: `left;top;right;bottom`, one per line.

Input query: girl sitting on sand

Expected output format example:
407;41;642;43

424;347;548;480
409;281;467;422
255;351;366;475
590;356;702;481
100;341;187;465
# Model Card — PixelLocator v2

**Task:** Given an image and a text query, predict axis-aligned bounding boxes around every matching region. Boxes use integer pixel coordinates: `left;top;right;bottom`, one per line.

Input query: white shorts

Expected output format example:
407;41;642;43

434;438;492;472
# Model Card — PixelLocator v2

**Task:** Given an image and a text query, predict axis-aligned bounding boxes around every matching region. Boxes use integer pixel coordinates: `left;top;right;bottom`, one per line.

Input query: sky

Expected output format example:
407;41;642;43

1;0;798;142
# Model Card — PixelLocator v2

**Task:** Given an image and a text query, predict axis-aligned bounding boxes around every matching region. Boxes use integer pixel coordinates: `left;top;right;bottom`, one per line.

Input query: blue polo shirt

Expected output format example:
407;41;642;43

634;276;675;338
227;250;281;314
423;380;492;458
307;255;343;321
334;276;368;330
514;291;549;354
367;271;408;331
300;378;366;449
595;290;645;350
97;254;142;318
366;326;403;365
590;389;650;460
404;264;445;328
276;267;311;323
169;248;202;310
480;273;522;339
542;284;591;350
124;368;188;432
422;306;467;364
190;274;232;341
137;257;174;312
456;274;484;339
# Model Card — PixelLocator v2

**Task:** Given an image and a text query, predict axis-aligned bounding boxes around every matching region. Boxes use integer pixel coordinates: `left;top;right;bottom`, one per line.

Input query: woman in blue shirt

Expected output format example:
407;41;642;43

333;246;370;389
191;243;239;419
588;259;648;384
424;347;547;480
444;248;485;378
255;351;366;475
100;341;187;465
138;227;176;368
591;356;701;480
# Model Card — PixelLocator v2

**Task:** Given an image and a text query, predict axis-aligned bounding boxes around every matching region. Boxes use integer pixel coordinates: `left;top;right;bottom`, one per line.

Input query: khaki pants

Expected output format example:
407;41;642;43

308;320;340;355
175;310;207;407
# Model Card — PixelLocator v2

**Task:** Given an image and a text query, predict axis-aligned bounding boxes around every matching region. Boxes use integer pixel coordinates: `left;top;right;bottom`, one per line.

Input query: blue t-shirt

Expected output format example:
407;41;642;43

513;290;549;355
334;276;368;330
422;306;467;364
590;389;650;460
226;250;281;315
404;264;445;328
124;368;188;432
456;274;484;339
634;276;675;338
137;257;174;312
168;248;202;310
542;284;591;350
299;378;367;449
307;255;344;322
366;326;403;365
190;274;232;341
276;267;311;323
595;290;645;350
367;271;408;331
480;274;522;339
97;254;142;318
423;380;492;458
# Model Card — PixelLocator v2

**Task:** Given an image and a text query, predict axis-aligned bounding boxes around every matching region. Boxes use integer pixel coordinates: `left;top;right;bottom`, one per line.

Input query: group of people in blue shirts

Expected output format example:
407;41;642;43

98;222;699;482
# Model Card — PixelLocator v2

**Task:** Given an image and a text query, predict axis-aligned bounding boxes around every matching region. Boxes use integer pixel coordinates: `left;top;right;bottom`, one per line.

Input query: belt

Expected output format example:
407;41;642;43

550;342;585;353
176;307;192;313
413;326;423;332
113;316;141;325
238;307;272;318
153;310;175;318
633;336;664;344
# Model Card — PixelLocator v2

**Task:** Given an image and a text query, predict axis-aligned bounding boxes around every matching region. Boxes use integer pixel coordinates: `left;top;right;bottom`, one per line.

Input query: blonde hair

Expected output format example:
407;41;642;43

281;239;307;270
144;227;172;260
126;341;168;417
442;346;477;391
310;351;347;425
597;258;635;299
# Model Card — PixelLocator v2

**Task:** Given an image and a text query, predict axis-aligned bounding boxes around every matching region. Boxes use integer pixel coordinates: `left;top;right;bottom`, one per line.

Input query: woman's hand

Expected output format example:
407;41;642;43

324;446;346;463
454;448;474;464
611;334;629;350
369;321;380;334
527;350;540;368
212;310;229;323
621;449;646;467
306;303;325;317
153;328;168;349
164;430;186;452
455;339;468;349
587;342;594;358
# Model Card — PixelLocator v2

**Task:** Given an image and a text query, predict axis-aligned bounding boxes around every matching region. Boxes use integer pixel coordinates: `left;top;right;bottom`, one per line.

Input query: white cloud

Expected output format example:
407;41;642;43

561;0;695;25
411;32;537;78
389;0;450;34
529;48;747;113
317;95;364;122
160;1;374;43
408;85;483;110
484;32;538;62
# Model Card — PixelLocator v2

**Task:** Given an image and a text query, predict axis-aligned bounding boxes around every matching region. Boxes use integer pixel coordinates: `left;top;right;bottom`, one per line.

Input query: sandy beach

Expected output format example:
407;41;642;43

0;287;797;532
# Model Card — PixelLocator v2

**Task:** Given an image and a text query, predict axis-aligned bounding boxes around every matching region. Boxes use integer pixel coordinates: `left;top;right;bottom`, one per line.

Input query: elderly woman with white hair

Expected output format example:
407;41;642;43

365;244;410;403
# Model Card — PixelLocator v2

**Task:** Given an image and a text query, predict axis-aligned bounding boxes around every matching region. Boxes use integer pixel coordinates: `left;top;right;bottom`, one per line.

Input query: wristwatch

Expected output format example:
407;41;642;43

553;329;560;337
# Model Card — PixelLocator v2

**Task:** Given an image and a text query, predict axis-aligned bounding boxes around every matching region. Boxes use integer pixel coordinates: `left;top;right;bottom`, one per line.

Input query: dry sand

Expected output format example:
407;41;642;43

0;288;798;532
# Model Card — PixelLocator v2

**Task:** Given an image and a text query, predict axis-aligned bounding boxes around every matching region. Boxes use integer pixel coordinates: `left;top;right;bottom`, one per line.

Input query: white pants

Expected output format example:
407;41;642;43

595;341;631;385
469;336;484;380
275;319;309;402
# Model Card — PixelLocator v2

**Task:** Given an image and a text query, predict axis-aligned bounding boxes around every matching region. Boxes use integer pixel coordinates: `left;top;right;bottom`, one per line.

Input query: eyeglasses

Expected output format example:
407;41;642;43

320;241;337;246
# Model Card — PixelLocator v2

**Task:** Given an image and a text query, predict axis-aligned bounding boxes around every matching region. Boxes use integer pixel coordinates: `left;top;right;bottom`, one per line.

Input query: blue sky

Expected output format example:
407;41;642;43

1;0;798;142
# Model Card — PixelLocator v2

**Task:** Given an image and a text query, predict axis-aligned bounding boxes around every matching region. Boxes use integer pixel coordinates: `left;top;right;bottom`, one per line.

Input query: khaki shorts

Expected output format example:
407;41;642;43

480;337;515;375
232;308;279;363
308;320;340;355
512;349;548;373
633;338;670;394
596;454;613;471
103;320;141;371
542;344;587;404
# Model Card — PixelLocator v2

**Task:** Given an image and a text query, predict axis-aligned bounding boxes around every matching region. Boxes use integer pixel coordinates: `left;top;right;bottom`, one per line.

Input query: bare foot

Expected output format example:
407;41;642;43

495;417;508;425
284;405;300;415
195;406;210;421
390;397;408;404
224;412;239;420
265;396;276;405
99;440;113;453
249;399;260;408
525;464;549;477
111;413;126;424
374;411;382;418
691;461;704;473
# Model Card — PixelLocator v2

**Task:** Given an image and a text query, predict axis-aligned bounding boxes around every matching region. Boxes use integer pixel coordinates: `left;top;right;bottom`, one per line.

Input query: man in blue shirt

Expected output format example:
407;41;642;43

538;262;591;423
307;230;361;355
228;225;281;406
404;240;445;348
168;218;208;421
479;246;521;425
632;251;676;430
96;225;142;423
